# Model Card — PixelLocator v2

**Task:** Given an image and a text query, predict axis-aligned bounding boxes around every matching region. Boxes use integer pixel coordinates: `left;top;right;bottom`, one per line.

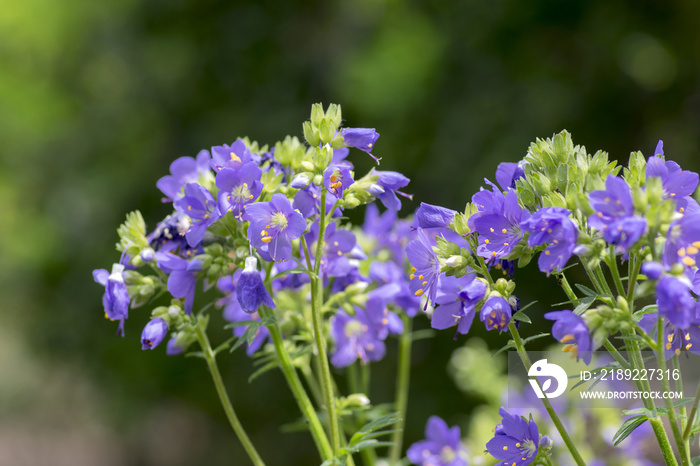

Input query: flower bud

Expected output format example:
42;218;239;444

345;394;370;407
141;318;168;350
641;261;663;280
446;255;466;268
290;172;313;189
539;435;553;450
300;161;315;172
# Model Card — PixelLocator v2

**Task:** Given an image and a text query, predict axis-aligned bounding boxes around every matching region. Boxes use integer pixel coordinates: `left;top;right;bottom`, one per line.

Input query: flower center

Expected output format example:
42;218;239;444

232;183;252;201
520;439;537;456
440;445;455;463
344;320;363;337
270;211;288;230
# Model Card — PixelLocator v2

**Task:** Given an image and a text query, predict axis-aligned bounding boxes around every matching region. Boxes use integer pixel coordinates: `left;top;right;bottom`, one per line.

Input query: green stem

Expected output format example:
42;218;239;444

602;339;631;370
626;254;641;304
193;322;265;466
347;363;376;466
311;188;341;455
557;272;578;304
604;248;626;299
509;323;586;466
673;356;691;456
657;317;691;465
258;306;334;460
622;327;678;466
682;380;700;441
389;314;413;465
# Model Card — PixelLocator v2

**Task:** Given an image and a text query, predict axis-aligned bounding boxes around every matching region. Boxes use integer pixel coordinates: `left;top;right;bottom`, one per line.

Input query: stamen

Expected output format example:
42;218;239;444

422;281;428;286
501;228;507;233
262;236;272;243
686;333;691;341
418;275;424;280
415;289;424;296
560;334;575;343
410;274;415;280
686;343;693;350
682;256;696;267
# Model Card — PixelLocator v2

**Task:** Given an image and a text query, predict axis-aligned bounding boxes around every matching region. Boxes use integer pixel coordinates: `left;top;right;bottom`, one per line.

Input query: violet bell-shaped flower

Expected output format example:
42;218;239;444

216;162;263;219
330;308;385;368
244;193;307;262
210;139;255;172
544;310;593;364
415;202;457;229
486;407;540;466
647;141;700;213
406;416;469;466
340;127;380;163
432;274;487;337
373;170;412;211
520;207;578;274
93;263;130;336
174;183;221;248
480;295;512;332
157;150;212;201
141;317;168;350
236;256;276;313
406;229;440;309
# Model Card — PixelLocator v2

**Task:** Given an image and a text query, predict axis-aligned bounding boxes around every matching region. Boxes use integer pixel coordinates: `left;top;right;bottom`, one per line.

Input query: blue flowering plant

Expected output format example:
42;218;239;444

410;131;700;465
94;104;428;466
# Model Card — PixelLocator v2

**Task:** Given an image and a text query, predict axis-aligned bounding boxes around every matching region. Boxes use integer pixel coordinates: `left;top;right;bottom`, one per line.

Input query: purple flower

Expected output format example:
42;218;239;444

521;207;578;273
244;193;307;262
306;222;357;278
157;150;212;201
486;407;539;466
406;416;468;466
365;292;403;339
236;257;276;313
293;184;340;219
324;164;354;198
471;189;529;261
363;204;416;265
216;162;263;219
544;310;592;364
374;171;412;211
141;318;168;350
432;274;487;337
147;212;195;256
174;183;221;248
640;312;700;359
340;127;380;163
272;260;310;290
662;212;700;271
93;264;130;336
480;296;512;332
155;252;203;315
588;175;646;253
496;161;526;190
210;139;254;172
656;275;696;330
330;308;385;367
641;261;664;280
406;229;440;309
647;143;699;213
166;337;185;356
415;203;457;229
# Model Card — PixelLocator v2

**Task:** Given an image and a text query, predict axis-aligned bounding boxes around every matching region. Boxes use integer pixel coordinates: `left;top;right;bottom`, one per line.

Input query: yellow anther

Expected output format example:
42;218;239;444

204;214;210;219
515;443;520;448
693;241;700;249
682;256;696;267
605;197;610;203
544;250;551;255
230;152;240;162
687;343;693;350
368;143;373;148
249;195;254;199
415;289;424;296
492;252;497;257
687;246;699;255
490;310;496;318
671;193;676;197
382;318;388;325
243;183;248;187
668;334;674;343
678;247;687;257
503;446;508;451
418;275;424;280
597;212;603;217
422;281;428;286
261;230;267;236
484;239;490;244
411;267;416;272
561;334;575;343
266;224;270;229
334;241;339;246
686;333;691;341
504;242;509;246
501;228;507;233
666;342;672;350
676;348;681;355
490;228;495;232
262;236;272;243
337;251;342;256
188;206;192;211
410;274;415;280
547;228;552;233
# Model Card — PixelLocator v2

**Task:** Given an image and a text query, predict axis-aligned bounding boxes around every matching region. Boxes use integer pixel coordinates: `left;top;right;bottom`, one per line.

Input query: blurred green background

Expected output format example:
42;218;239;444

2;0;700;464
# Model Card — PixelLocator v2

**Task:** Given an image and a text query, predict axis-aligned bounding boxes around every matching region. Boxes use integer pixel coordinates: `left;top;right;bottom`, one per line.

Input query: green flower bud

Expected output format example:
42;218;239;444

300;160;315;172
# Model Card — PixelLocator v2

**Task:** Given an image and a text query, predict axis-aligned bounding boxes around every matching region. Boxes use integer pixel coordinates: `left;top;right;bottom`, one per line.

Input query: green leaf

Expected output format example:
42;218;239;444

573;296;595;315
248;360;279;383
575;284;597;297
349;412;401;445
344;440;394;454
612;415;648;446
522;333;550;345
411;329;436;342
492;340;515;357
512;311;531;324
